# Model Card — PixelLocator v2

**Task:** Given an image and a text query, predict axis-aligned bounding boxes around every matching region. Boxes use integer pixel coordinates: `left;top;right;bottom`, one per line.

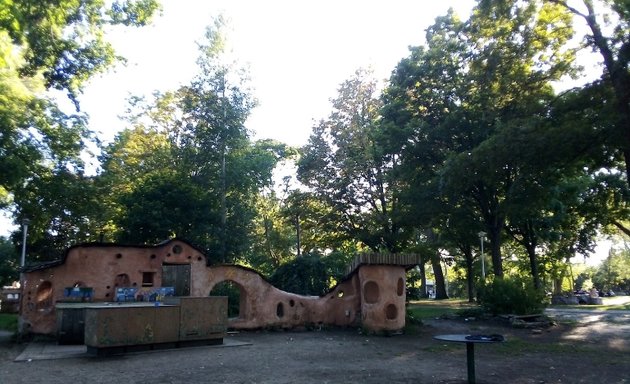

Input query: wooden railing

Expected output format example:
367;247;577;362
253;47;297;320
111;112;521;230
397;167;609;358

345;253;421;275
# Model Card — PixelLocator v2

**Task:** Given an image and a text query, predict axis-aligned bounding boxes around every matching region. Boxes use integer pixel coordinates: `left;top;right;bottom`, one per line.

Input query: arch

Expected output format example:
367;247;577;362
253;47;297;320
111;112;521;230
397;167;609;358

114;273;131;287
35;281;53;311
209;280;247;319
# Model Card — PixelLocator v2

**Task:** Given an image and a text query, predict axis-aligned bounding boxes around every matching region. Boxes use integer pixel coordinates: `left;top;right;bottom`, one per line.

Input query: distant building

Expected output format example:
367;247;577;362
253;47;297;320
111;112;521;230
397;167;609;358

1;283;20;313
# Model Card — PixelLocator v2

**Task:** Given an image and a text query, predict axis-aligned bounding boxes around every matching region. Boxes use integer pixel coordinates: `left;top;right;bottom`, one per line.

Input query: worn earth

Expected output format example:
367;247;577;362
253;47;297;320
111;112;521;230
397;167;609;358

0;311;628;384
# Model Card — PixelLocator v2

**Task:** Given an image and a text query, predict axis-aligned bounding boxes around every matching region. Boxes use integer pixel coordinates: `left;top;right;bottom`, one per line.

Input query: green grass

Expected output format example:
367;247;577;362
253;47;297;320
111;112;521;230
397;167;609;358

407;299;481;319
0;313;18;333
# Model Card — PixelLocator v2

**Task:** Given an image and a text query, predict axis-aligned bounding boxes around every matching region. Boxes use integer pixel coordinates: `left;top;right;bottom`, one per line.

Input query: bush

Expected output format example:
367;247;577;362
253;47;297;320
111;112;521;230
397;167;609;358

209;281;241;318
269;254;330;296
477;278;547;315
0;314;18;333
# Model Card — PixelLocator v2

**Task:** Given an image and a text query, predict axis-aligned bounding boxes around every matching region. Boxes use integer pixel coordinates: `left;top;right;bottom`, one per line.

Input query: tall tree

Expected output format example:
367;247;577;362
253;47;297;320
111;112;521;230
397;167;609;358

101;17;290;263
1;0;160;260
381;1;576;277
548;0;630;186
298;68;409;252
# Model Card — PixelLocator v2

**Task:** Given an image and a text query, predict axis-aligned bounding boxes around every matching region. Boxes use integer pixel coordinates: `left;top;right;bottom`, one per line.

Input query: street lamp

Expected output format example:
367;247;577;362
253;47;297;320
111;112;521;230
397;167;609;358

20;219;30;267
478;231;486;280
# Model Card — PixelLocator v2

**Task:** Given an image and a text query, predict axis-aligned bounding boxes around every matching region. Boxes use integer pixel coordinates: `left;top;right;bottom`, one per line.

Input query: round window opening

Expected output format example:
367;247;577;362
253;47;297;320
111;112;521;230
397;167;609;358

172;245;183;254
36;281;53;303
363;281;380;304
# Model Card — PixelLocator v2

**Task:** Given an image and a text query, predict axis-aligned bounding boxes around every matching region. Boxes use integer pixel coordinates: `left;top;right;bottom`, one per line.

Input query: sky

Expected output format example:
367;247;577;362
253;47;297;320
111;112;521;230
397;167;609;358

77;0;477;152
0;0;614;264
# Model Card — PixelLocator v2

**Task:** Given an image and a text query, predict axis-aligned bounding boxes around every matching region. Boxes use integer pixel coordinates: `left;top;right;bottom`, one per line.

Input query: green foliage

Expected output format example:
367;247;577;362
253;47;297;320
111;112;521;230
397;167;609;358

297;68;409;253
477;278;547;315
91;18;289;264
1;0;160;99
0;237;18;286
209;281;241;318
592;245;630;292
1;0;159;258
269;254;333;296
116;173;215;246
0;313;17;333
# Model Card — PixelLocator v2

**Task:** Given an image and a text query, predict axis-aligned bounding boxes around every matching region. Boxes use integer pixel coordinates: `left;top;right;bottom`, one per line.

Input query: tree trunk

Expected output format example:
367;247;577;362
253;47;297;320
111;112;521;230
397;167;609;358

431;253;449;300
295;214;301;256
464;246;475;303
490;227;503;278
526;243;541;290
419;260;428;299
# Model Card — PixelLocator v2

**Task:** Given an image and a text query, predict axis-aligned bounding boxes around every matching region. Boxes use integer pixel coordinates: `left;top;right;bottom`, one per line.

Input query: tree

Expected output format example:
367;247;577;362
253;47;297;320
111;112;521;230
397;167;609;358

592;243;630;293
0;237;18;286
380;1;576;279
298;68;409;253
0;0;160;103
1;0;160;200
548;0;630;187
99;17;290;264
1;0;160;263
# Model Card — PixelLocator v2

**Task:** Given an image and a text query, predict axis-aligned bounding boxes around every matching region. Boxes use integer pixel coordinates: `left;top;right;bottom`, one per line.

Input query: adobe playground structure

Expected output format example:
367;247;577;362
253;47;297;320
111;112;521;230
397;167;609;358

19;239;420;338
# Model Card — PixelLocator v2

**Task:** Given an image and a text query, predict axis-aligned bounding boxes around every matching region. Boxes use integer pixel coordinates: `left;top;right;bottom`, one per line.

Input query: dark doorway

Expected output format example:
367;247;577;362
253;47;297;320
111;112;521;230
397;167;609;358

162;263;191;296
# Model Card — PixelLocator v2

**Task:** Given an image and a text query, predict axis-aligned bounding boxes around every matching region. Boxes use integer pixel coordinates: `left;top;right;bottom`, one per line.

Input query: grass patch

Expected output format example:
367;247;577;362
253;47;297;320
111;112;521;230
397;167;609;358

407;299;480;319
0;313;18;333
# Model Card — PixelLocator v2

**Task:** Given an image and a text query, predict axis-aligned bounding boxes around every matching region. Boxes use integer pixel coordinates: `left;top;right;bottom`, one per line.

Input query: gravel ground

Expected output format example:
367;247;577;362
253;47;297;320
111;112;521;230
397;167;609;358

1;313;629;384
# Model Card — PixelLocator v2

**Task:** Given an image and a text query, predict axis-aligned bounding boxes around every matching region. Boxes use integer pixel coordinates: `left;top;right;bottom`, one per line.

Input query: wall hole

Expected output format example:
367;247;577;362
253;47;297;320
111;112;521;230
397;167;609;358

115;253;122;259
210;280;244;319
363;281;380;304
385;304;398;320
337;290;344;298
142;272;155;287
276;302;285;318
172;245;182;254
289;299;295;307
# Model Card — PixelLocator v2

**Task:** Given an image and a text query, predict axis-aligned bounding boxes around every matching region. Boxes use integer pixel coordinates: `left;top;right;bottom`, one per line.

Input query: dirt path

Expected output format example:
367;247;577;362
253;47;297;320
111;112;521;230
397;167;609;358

1;314;628;384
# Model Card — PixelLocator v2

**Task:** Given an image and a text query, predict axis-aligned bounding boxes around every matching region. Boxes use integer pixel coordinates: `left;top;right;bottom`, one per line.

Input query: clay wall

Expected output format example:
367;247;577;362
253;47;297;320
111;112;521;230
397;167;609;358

19;240;410;335
20;240;207;334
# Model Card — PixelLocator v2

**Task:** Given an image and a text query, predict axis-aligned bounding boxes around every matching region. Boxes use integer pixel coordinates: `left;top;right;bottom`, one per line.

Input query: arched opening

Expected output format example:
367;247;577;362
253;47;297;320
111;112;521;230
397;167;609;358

36;281;53;311
210;280;246;319
276;302;284;318
363;281;380;304
114;273;131;287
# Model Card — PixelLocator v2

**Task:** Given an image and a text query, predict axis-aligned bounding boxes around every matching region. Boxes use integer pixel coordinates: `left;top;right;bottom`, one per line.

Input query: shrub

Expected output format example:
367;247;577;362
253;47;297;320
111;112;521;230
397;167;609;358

477;277;547;315
269;254;330;296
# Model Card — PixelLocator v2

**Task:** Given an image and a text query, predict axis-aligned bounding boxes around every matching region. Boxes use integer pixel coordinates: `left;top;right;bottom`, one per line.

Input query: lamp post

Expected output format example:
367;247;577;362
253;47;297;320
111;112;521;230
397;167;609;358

20;219;30;267
478;231;486;280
